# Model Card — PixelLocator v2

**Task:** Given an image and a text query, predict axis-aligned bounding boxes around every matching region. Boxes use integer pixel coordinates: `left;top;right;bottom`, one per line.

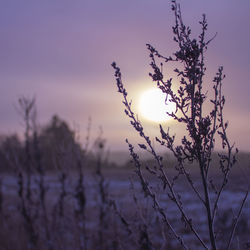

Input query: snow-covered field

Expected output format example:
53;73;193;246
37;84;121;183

0;169;249;249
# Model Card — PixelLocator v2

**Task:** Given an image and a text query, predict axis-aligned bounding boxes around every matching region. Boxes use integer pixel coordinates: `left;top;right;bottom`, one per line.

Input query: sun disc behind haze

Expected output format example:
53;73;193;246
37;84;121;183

139;88;175;123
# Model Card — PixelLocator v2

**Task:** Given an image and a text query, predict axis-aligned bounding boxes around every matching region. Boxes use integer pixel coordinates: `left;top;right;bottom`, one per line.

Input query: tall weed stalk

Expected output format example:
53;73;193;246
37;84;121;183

112;1;249;249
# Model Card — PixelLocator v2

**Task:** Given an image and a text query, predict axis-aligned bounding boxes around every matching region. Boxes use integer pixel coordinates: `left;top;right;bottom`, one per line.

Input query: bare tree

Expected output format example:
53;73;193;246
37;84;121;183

112;1;249;249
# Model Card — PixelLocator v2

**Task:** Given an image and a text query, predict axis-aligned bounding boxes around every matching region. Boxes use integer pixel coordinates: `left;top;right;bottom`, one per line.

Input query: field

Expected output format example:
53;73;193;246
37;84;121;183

0;161;249;250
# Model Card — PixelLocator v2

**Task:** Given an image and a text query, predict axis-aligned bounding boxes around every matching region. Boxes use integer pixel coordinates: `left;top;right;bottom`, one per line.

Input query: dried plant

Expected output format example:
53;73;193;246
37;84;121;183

17;96;39;249
93;128;110;248
112;1;249;249
73;119;91;250
0;178;2;214
17;96;36;202
1;98;135;249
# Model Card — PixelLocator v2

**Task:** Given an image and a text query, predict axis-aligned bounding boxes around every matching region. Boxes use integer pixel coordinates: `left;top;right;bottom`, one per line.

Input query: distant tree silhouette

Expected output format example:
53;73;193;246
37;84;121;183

38;115;82;170
0;134;23;172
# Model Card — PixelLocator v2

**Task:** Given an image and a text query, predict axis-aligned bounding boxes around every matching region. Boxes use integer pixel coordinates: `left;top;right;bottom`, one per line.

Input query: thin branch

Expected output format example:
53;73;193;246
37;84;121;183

226;185;250;250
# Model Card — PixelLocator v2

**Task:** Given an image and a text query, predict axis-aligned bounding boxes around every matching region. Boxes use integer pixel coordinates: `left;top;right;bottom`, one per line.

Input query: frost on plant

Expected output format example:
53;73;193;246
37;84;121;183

112;1;249;249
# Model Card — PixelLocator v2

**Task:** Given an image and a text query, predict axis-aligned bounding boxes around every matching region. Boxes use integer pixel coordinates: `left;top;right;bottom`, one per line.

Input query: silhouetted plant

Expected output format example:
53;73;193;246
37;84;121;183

17;97;39;249
112;1;249;249
30;100;53;250
138;224;153;250
1;97;136;249
93;129;110;248
17;96;36;202
0;178;2;213
73;118;90;250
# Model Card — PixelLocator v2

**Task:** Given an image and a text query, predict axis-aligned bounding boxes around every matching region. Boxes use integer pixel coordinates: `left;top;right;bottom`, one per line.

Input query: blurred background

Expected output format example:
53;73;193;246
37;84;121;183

1;0;250;162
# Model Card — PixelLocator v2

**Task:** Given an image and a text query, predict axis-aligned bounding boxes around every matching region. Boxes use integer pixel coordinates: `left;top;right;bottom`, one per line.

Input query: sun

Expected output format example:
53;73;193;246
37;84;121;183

138;88;175;123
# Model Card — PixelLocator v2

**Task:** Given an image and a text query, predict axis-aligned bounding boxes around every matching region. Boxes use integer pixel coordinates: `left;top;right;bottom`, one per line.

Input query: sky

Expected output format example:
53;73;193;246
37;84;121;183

1;0;250;153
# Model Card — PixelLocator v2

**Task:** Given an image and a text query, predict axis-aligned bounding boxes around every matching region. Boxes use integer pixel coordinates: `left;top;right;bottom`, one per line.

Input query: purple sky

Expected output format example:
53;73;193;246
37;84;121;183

1;0;250;152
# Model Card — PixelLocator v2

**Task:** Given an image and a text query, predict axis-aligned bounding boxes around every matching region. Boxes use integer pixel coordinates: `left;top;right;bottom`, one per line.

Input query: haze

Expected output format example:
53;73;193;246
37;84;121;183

1;0;250;152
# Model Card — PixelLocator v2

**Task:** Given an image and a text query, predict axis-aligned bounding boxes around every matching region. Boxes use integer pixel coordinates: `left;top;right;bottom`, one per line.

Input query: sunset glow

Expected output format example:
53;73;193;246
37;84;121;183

139;88;176;123
0;0;250;151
